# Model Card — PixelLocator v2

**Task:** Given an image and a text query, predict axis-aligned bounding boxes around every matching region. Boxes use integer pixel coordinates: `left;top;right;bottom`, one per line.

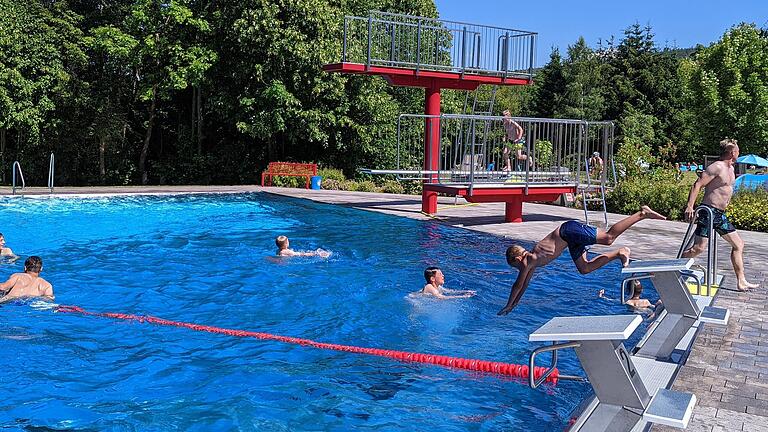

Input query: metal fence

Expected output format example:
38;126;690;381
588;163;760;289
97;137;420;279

393;114;615;188
341;12;537;79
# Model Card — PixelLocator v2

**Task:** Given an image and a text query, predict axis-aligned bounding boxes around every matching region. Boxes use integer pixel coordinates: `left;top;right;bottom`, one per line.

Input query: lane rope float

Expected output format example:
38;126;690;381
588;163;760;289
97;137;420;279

56;305;559;384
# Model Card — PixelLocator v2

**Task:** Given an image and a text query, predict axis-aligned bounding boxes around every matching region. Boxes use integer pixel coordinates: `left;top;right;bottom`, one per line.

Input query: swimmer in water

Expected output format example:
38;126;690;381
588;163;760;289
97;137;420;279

275;235;331;258
416;267;476;299
0;233;19;262
0;256;54;303
625;280;652;310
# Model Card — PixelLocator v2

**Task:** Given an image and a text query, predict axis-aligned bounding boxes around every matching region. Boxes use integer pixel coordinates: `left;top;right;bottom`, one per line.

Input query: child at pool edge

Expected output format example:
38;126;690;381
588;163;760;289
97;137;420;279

0;256;54;303
275;235;330;258
418;267;476;299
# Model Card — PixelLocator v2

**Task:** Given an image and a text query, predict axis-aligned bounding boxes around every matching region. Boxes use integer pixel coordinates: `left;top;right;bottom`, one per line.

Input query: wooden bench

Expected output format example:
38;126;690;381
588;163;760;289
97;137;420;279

261;162;318;189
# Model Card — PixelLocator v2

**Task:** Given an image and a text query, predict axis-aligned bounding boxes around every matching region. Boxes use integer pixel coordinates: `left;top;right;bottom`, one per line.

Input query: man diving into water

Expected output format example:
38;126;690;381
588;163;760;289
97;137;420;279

498;206;666;315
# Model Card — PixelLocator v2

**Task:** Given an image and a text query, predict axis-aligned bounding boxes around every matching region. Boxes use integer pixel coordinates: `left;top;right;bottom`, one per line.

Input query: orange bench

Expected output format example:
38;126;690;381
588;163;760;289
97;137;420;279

261;162;318;189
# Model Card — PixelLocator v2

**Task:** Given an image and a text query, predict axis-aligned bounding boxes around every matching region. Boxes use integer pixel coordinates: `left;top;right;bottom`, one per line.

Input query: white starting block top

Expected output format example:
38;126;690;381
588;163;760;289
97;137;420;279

643;388;697;429
622;259;694;274
529;315;642;342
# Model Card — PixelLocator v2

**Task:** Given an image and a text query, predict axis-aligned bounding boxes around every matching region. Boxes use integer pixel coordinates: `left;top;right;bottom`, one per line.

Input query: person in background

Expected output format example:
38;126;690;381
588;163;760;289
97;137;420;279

417;267;476;299
0;233;18;261
501;111;531;171
275;235;331;258
589;152;604;179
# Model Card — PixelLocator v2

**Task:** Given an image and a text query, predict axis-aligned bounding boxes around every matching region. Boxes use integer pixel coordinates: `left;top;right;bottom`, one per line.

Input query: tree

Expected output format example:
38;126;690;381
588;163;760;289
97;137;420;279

684;23;768;156
530;48;567;118
0;0;86;179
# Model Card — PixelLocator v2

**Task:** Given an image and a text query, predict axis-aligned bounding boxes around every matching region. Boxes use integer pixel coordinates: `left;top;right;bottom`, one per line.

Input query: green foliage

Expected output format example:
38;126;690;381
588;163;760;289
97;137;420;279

607;168;690;220
533;140;553;169
318;167;345;182
271;176;306;188
380;180;405;194
726;188;768;232
355;180;378;192
320;178;342;190
682;24;768;156
615;109;659;177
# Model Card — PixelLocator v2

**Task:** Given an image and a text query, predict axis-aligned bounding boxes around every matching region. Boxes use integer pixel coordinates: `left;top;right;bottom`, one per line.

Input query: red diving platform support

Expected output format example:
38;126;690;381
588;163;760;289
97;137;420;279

423;184;576;223
325;12;538;220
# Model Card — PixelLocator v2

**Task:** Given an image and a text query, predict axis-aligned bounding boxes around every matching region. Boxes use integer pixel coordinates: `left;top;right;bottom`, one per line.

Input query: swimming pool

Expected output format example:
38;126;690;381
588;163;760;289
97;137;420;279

0;193;657;431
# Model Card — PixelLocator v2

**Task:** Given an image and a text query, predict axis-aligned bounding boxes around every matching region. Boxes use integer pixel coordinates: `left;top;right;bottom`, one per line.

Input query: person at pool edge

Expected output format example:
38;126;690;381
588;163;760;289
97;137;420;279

498;206;666;315
275;235;330;258
0;256;54;303
419;267;476;299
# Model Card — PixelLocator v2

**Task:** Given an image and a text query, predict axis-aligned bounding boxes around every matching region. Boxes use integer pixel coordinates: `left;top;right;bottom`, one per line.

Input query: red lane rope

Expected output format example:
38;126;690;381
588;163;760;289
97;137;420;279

56;305;558;384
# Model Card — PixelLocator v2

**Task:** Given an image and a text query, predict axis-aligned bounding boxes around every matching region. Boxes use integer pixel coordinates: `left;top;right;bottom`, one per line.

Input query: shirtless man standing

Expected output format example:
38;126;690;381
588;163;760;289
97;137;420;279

682;138;758;291
498;206;666;315
0;256;54;303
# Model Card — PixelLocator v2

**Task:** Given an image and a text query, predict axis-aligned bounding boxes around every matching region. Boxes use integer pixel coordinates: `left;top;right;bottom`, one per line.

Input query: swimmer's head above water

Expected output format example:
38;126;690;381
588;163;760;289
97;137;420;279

25;256;43;274
275;235;289;251
424;266;444;286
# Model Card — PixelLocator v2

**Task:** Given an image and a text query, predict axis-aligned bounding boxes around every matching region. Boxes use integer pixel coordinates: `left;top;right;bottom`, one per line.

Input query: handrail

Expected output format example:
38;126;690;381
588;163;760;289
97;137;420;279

12;161;25;195
620;274;655;305
528;341;585;388
676;206;718;296
48;152;55;193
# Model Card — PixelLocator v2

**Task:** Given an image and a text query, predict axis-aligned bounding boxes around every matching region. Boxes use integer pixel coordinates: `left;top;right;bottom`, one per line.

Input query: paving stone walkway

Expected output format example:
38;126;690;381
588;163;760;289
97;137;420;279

3;185;766;431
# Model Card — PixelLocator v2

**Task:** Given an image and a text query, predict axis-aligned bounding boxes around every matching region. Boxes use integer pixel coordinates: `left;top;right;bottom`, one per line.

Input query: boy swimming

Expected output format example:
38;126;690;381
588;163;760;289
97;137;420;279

0;256;54;303
499;206;666;315
416;267;476;299
275;235;331;258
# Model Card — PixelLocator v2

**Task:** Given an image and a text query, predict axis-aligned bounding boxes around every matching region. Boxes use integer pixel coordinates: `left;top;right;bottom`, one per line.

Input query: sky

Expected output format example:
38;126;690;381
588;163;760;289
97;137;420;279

434;0;768;66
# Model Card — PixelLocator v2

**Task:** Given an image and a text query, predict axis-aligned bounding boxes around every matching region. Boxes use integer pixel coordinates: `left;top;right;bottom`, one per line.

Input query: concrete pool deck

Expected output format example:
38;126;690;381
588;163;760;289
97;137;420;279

3;185;767;431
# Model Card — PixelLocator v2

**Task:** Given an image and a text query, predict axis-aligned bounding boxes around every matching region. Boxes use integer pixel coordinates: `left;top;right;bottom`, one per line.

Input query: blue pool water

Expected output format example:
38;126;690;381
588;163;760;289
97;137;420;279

0;193;657;431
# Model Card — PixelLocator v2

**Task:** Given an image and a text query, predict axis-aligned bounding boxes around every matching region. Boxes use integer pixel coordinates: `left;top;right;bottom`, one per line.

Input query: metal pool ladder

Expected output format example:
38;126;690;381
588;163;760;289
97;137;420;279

676;205;720;296
12;161;25;195
48;152;55;193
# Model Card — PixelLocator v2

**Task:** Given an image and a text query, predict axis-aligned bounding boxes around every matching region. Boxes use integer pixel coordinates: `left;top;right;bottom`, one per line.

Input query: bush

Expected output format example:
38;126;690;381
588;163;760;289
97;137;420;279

381;180;405;194
339;180;359;191
534;140;553;168
318;167;345;182
321;178;342;190
355;180;379;192
727;188;768;232
606;168;691;220
270;176;305;188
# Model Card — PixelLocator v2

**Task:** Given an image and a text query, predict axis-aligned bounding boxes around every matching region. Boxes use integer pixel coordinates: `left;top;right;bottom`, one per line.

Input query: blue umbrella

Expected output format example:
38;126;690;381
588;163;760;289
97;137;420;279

736;154;768;167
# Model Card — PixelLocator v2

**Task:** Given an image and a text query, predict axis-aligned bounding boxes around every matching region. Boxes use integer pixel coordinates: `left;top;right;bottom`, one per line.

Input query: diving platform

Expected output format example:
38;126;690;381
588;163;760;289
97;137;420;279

322;62;530;90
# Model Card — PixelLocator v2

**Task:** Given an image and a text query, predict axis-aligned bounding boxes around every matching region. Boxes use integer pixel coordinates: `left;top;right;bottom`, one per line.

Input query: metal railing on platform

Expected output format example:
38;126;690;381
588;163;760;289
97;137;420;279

677;206;719;296
341;12;537;79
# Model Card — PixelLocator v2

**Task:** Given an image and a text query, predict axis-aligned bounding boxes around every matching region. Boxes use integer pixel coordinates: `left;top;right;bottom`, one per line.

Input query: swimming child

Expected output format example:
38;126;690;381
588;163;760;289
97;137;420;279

275;235;331;258
0;256;54;303
417;267;476;299
499;205;666;315
625;280;652;310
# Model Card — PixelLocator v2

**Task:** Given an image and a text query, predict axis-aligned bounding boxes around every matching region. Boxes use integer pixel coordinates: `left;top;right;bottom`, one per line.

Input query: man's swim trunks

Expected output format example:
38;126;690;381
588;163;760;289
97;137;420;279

694;204;736;237
559;220;598;261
